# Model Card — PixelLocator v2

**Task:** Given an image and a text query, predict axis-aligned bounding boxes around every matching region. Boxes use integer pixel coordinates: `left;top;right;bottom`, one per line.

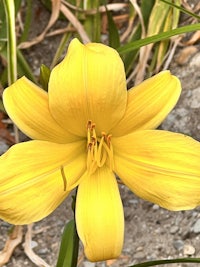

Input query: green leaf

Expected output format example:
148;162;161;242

83;0;101;42
147;0;170;37
160;0;200;20
0;46;37;86
56;219;79;267
128;257;200;267
0;1;7;52
50;32;72;68
105;5;120;49
117;23;200;54
141;0;155;27
39;64;51;91
0;0;22;51
18;0;32;43
3;0;17;84
124;0;154;74
16;49;37;82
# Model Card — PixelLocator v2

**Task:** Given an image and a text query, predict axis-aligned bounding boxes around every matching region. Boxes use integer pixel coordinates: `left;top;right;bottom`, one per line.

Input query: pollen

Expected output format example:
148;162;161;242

86;120;114;175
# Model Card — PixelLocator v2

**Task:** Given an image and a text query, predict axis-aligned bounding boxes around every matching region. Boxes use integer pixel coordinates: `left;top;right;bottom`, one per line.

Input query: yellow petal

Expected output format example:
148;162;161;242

49;38;127;137
0;140;86;224
76;167;124;261
111;71;181;136
3;77;78;143
113;130;200;211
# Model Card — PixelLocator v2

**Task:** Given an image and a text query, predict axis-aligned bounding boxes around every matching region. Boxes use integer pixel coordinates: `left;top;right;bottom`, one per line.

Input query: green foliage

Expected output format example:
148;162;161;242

56;219;79;267
117;23;200;54
106;5;120;49
0;0;36;89
39;64;51;91
129;257;200;267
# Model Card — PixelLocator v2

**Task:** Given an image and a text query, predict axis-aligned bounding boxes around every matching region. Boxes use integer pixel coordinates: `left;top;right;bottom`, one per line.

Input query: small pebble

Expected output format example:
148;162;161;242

173;240;184;251
31;240;38;249
152;204;159;211
38;248;48;254
170;226;179;234
192;219;200;233
128;199;139;205
0;142;9;155
134;251;146;259
187;88;200;108
136;246;144;252
183;244;195;256
83;262;95;267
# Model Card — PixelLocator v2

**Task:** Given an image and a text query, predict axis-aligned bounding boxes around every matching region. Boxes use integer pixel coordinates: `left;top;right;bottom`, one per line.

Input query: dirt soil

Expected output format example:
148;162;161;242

1;1;200;267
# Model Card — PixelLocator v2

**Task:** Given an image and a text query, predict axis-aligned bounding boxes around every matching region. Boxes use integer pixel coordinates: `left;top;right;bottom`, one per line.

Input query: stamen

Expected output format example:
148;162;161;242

90;160;98;175
86;120;114;174
98;148;107;167
106;134;112;147
87;120;92;129
60;166;67;191
96;136;105;165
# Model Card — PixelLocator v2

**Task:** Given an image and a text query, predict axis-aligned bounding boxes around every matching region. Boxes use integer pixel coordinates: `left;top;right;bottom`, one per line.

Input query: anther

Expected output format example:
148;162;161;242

87;120;92;129
91;123;96;129
107;134;112;143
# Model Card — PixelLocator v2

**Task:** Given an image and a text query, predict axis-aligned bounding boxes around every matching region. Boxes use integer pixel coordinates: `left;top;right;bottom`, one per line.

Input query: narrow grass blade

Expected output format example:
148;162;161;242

18;0;32;43
39;64;51;91
3;0;17;84
129;257;200;267
56;219;79;267
105;5;120;48
160;0;200;20
83;0;101;42
117;23;200;54
50;32;72;69
0;48;37;86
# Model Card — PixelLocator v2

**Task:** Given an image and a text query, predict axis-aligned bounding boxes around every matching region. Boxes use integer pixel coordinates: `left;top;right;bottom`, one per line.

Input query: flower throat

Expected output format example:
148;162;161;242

86;120;114;175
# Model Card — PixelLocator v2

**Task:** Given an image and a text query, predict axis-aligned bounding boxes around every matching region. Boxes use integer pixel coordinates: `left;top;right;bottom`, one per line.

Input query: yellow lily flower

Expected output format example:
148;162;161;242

1;38;200;262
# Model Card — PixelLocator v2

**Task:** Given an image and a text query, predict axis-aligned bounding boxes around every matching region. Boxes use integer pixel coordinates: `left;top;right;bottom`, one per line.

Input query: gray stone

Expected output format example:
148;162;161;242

30;240;38;249
192;219;200;233
0;142;9;155
189;52;200;67
134;251;146;259
173;240;184;251
152;204;159;211
38;248;48;254
187;88;200;108
170;226;179;234
83;262;96;267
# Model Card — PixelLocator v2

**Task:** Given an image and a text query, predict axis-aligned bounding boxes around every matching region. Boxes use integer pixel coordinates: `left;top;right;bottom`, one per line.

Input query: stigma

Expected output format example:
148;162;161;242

86;120;114;175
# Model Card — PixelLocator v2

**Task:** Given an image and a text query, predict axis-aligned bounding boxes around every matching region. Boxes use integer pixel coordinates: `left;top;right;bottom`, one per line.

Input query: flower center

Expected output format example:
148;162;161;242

86;120;114;175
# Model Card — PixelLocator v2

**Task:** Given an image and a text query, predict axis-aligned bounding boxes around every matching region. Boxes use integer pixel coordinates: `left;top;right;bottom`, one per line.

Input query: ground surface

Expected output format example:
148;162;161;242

1;1;200;267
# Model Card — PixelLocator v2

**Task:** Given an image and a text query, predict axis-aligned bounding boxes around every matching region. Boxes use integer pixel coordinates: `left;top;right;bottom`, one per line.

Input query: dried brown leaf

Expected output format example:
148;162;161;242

18;0;61;49
60;3;90;44
0;226;23;267
61;1;128;14
175;45;198;65
23;224;50;267
184;30;200;45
